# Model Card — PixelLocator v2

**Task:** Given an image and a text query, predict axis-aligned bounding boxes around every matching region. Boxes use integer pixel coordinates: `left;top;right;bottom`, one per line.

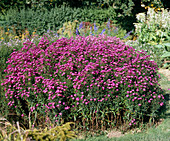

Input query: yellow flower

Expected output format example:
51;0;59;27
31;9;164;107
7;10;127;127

155;8;159;12
133;36;137;41
15;36;19;39
32;32;36;35
151;4;154;7
5;32;9;35
1;37;4;40
22;34;25;40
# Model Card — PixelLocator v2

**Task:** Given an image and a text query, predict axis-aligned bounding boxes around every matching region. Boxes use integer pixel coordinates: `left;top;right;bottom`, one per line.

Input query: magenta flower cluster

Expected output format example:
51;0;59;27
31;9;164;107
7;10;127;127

1;35;165;126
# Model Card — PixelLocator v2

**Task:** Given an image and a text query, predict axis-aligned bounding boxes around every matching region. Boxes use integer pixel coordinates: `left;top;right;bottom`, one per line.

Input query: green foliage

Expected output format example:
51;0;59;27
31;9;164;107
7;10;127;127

0;40;23;79
1;0;168;32
141;0;170;9
0;0;26;14
133;7;170;68
101;0;135;16
134;7;169;45
154;43;170;69
0;6;117;36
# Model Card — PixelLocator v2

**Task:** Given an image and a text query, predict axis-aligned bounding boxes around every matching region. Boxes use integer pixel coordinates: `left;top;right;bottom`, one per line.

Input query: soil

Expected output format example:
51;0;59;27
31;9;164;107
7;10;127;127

107;131;124;138
158;69;170;81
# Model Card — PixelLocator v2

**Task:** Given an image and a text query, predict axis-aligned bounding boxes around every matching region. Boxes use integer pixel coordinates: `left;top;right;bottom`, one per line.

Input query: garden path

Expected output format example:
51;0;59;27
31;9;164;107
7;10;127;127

158;69;170;81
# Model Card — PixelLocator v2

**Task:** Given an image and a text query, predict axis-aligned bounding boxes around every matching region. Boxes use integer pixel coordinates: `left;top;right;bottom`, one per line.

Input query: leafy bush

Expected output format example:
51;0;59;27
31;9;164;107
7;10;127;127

134;7;169;45
0;0;26;14
154;43;170;69
141;0;170;9
0;6;116;36
95;0;135;16
133;7;170;67
1;35;166;130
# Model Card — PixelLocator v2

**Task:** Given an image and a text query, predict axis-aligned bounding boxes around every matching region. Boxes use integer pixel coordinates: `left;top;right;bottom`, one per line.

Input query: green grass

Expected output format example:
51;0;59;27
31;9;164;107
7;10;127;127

72;72;170;141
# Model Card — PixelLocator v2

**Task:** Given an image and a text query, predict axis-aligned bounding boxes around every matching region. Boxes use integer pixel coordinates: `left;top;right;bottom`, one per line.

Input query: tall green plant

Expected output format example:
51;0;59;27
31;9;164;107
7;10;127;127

133;7;170;67
0;6;117;36
0;0;27;14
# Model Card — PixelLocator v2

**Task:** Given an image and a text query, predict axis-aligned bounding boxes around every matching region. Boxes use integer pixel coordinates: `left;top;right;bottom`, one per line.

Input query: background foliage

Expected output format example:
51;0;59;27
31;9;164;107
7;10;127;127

0;6;117;36
1;0;169;34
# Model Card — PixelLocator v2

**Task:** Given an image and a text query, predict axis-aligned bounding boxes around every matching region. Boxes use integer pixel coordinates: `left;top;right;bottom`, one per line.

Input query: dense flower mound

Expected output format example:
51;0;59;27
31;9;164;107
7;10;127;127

1;35;165;128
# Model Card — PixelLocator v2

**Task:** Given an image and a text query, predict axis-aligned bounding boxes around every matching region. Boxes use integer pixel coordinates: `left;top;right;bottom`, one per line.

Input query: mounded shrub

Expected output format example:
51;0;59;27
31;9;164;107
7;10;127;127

1;35;166;129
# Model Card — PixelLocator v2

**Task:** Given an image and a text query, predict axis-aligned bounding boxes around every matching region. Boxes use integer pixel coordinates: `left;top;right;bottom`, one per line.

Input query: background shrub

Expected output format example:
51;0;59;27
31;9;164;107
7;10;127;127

1;35;166;130
1;0;169;33
133;7;170;68
0;6;117;36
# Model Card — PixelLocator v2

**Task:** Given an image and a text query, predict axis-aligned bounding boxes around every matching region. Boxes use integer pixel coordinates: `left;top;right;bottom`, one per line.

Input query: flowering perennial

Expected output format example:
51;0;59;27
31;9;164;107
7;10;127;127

1;35;165;128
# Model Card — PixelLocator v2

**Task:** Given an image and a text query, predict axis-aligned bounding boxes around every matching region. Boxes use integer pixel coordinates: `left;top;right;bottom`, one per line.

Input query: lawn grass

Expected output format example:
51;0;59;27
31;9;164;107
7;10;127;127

72;72;170;141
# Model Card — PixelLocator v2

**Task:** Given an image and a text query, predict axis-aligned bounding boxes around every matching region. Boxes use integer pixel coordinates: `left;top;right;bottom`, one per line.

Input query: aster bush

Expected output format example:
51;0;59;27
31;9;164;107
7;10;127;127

0;31;60;118
1;35;166;130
